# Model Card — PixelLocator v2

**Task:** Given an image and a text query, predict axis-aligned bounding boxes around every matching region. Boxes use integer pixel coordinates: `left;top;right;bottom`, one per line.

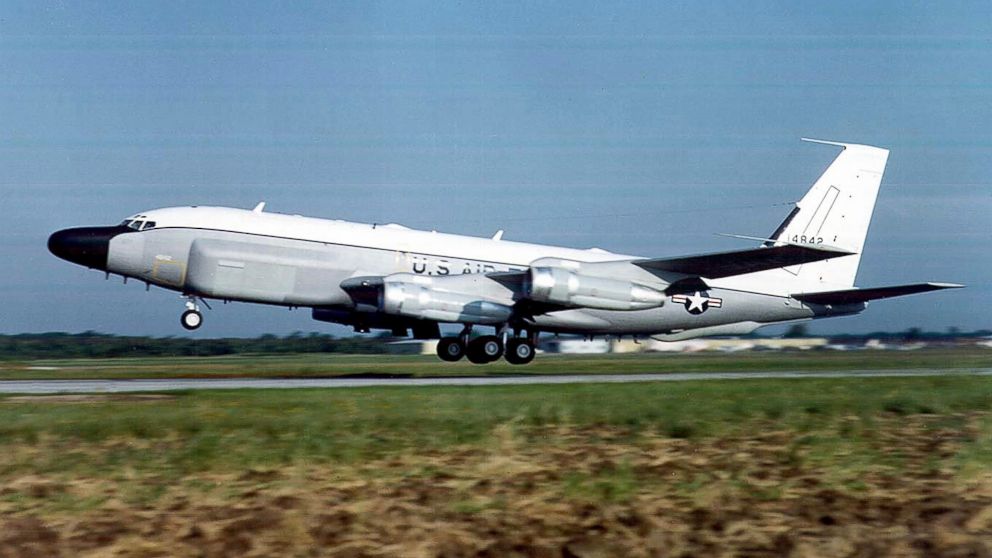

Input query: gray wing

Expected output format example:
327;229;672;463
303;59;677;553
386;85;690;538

792;283;963;305
632;244;854;278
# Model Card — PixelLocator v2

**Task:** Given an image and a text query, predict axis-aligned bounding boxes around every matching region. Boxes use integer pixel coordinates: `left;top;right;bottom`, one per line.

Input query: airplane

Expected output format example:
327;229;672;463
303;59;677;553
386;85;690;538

48;139;962;364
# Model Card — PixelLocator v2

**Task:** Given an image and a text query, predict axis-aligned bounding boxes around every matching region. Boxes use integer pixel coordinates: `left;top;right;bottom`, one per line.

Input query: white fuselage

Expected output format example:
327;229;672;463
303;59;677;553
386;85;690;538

96;206;819;336
133;206;635;270
49;141;961;362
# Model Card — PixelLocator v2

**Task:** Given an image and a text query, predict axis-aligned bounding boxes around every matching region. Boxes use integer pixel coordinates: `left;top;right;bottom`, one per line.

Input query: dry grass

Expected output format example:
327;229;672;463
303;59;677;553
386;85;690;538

0;376;990;556
1;417;991;556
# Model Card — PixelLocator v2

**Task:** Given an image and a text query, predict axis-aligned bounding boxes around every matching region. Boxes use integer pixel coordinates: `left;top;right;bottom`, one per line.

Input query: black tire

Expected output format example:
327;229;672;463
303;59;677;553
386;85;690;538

504;338;536;365
180;310;202;331
466;335;503;364
436;337;465;362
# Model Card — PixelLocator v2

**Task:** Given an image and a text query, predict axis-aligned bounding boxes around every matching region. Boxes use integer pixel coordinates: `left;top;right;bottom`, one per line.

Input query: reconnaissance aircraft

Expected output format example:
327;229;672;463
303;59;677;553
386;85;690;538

49;140;961;364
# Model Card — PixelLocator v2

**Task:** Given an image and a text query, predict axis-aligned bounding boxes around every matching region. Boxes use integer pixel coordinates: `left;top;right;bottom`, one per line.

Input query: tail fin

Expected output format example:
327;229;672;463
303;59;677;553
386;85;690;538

760;139;889;292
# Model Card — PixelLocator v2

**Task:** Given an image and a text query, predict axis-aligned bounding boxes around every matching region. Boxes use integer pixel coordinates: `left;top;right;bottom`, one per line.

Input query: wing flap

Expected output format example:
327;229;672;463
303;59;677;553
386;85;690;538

633;244;854;279
792;282;963;305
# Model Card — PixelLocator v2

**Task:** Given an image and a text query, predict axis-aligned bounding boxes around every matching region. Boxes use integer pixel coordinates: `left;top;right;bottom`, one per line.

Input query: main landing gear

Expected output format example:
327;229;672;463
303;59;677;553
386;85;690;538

180;297;204;331
436;327;537;365
504;337;536;365
467;336;503;364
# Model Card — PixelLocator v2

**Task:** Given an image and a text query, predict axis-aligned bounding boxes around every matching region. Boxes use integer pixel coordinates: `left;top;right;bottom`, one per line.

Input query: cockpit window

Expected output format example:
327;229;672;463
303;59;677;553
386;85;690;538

120;218;154;230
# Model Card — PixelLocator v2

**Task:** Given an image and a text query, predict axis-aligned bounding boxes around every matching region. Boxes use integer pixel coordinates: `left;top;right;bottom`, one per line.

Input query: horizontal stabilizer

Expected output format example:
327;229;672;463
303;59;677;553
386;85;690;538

792;282;963;305
633;244;854;279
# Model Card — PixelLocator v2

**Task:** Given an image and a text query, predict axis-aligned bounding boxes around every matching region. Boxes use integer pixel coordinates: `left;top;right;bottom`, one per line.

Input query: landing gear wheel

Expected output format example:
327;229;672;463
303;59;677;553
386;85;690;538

180;310;203;331
466;335;503;364
436;337;465;362
505;338;536;365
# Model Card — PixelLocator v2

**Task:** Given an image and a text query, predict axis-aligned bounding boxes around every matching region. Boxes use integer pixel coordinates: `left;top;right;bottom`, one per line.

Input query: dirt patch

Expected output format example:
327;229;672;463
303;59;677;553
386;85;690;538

1;415;990;556
0;517;60;558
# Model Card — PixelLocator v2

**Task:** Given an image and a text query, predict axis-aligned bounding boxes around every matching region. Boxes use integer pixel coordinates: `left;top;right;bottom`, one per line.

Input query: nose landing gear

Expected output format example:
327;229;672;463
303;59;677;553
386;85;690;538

180;297;204;331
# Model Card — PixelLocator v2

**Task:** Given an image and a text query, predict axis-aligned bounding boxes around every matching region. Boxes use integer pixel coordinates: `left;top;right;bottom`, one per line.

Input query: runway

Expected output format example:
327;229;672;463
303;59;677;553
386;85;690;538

0;368;989;394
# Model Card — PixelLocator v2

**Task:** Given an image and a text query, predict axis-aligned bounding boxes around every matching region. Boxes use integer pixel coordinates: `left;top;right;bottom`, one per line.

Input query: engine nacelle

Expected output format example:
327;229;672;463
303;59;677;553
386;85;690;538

527;267;665;311
380;281;513;324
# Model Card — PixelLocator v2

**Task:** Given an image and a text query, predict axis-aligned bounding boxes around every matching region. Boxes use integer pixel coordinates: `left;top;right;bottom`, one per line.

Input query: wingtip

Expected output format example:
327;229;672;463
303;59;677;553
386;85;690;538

801;243;857;256
801;137;849;148
929;282;965;289
801;137;888;152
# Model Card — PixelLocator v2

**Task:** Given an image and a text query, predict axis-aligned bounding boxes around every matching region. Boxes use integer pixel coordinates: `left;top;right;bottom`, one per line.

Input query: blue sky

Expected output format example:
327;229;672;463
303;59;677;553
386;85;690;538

1;1;989;337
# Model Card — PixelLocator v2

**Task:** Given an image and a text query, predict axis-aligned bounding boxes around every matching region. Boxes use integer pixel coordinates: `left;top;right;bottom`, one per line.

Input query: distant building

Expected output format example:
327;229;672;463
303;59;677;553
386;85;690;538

548;338;610;354
661;337;829;352
414;334;967;356
645;339;709;353
419;339;440;356
548;336;829;354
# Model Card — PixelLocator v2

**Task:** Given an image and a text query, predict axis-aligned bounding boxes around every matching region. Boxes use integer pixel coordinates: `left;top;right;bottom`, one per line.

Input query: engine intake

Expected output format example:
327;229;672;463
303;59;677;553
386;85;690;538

527;267;664;311
380;281;512;324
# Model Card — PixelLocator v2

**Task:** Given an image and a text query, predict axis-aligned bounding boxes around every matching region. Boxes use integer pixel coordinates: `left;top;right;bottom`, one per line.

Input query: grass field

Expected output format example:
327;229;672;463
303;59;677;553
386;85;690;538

1;373;991;555
1;346;990;380
1;376;990;476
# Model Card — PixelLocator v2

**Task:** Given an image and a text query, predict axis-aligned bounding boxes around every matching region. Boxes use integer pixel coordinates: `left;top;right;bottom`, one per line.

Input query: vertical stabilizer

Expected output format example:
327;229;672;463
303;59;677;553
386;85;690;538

754;139;889;293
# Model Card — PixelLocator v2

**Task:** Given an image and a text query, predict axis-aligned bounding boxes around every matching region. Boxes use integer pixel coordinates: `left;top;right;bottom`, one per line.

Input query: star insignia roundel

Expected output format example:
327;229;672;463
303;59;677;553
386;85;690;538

671;291;724;315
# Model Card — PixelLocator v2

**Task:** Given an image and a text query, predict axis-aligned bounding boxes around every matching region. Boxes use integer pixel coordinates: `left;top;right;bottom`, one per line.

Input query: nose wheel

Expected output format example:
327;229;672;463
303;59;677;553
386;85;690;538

180;310;202;330
180;297;204;330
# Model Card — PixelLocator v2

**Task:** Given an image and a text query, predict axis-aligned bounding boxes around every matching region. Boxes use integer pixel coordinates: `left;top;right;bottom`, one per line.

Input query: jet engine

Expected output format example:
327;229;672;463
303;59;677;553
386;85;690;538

527;267;665;311
380;281;513;324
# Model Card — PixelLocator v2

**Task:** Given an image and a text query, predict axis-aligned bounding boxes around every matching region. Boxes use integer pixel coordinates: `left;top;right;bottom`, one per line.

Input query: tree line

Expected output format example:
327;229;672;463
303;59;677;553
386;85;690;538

0;332;413;360
1;328;986;360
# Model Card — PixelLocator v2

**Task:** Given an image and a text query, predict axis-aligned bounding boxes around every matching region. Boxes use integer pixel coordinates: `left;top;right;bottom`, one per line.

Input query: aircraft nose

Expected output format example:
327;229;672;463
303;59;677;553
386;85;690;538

47;226;127;270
